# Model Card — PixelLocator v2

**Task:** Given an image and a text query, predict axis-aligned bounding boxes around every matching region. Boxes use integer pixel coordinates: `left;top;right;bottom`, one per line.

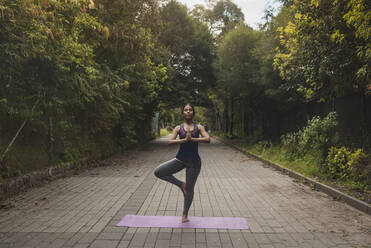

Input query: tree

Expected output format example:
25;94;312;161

213;24;261;136
190;0;245;38
0;0;168;174
156;1;214;109
0;0;103;165
343;0;370;94
273;0;369;102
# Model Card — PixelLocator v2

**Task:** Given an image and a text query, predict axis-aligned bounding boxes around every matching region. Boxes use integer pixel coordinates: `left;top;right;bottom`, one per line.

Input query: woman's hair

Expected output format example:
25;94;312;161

182;103;195;116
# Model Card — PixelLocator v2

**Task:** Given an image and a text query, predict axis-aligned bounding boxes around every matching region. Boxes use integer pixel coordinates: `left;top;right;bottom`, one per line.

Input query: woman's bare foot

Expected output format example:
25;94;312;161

180;182;187;198
182;215;189;223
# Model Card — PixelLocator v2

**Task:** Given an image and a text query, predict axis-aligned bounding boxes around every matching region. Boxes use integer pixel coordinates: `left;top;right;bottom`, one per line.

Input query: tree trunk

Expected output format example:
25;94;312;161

213;101;221;131
216;112;221;131
361;93;370;148
230;98;234;137
242;107;246;137
48;116;54;162
1;97;40;169
247;110;251;136
224;99;229;134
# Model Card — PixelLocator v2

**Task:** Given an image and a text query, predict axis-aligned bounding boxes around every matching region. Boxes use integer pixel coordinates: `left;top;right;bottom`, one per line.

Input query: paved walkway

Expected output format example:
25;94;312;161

0;137;370;248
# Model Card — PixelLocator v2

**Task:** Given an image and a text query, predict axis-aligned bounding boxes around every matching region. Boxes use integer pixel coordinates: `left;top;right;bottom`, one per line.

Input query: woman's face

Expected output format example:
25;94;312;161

183;105;194;120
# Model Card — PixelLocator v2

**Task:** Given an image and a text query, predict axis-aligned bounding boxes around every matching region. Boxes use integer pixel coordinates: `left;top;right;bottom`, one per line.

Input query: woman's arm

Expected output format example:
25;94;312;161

191;124;210;143
168;126;188;145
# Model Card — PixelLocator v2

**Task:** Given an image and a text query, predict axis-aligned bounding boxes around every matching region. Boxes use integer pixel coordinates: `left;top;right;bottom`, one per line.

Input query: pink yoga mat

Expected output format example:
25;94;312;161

116;215;248;229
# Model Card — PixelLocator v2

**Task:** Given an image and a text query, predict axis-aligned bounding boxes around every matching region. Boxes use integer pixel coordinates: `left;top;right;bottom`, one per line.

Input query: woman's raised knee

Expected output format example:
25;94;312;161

154;168;161;178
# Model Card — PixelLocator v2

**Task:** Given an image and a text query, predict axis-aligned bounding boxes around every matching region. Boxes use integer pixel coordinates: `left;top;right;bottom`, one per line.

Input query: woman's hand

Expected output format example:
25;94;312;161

168;126;184;145
185;129;192;142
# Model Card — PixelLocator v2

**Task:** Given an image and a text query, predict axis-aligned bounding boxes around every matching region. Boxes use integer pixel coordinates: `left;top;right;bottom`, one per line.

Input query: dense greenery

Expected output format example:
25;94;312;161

0;0;370;189
204;0;370;189
281;112;338;159
0;0;214;177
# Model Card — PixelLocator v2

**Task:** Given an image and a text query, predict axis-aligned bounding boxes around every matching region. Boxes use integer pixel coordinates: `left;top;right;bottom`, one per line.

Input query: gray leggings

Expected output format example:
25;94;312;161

154;158;201;216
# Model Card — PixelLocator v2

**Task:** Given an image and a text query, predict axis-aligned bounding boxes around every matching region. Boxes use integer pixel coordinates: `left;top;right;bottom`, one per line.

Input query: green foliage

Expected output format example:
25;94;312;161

325;147;370;184
281;112;338;159
157;0;215;108
0;0;172;179
62;141;83;163
281;131;302;159
212;22;263;137
326;146;352;179
207;0;245;37
343;0;370;84
254;140;273;154
243;139;370;197
189;0;245;38
215;23;261;95
244;127;264;145
1;0;369;187
155;128;171;138
273;0;370;100
248;142;322;179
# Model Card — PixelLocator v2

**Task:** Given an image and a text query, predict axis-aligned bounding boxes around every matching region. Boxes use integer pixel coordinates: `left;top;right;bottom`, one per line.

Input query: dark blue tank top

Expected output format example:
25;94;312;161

176;123;201;168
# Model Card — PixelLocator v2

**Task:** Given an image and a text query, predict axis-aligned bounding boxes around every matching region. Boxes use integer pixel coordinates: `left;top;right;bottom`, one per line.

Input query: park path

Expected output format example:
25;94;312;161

0;136;369;248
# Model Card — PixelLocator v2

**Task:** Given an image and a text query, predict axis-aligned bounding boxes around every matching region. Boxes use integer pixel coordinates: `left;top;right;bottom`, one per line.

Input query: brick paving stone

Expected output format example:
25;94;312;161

158;231;172;240
72;244;90;248
195;244;207;248
89;239;119;248
180;244;195;248
0;137;369;248
259;245;275;248
144;232;158;247
205;232;221;247
117;240;130;248
170;232;182;247
229;232;248;248
77;232;99;243
195;232;206;243
253;233;271;245
96;232;123;240
49;238;68;248
155;239;170;248
218;233;232;246
242;233;259;248
64;233;85;246
130;231;149;246
182;232;196;244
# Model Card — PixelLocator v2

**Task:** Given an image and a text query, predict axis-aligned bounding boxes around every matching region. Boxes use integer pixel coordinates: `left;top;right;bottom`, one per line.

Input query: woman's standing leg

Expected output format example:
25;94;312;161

183;166;201;221
154;158;185;188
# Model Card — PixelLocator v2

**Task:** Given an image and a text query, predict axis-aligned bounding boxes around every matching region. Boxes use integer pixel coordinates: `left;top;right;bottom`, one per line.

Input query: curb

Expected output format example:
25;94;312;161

0;138;156;203
216;137;371;216
0;158;96;202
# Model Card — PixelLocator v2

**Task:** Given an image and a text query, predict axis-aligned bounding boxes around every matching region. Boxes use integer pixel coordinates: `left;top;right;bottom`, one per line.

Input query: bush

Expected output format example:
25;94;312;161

299;112;338;157
325;146;370;184
281;112;338;159
254;140;272;154
325;146;352;179
281;131;302;160
349;150;370;184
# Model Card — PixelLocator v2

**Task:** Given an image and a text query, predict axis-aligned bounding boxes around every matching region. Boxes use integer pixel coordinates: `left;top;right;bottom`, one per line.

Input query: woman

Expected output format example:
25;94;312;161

154;104;210;223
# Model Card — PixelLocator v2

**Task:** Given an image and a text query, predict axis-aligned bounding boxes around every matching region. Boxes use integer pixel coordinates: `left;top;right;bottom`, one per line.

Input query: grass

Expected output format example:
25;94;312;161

244;143;322;179
247;143;369;190
156;128;171;138
217;137;370;203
